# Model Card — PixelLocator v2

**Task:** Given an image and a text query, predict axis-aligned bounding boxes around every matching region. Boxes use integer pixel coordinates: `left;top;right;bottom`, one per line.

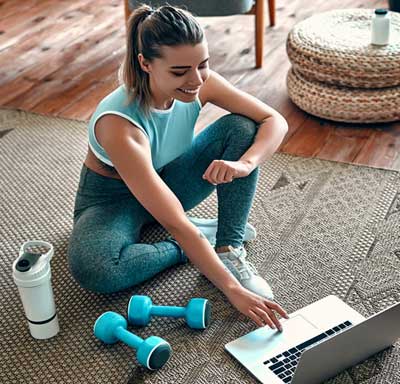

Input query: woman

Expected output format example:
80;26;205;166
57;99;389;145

68;4;289;330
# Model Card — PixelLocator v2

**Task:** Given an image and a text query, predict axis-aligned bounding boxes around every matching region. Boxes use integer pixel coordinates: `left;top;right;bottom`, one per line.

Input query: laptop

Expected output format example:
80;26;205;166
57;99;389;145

225;295;400;384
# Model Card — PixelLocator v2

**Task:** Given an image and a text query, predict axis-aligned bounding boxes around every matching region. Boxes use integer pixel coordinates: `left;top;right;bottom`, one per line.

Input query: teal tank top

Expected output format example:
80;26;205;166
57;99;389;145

88;85;202;171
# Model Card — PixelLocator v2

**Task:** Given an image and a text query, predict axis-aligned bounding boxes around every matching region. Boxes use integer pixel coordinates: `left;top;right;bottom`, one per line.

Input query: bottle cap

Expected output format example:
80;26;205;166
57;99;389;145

375;9;388;15
12;241;54;287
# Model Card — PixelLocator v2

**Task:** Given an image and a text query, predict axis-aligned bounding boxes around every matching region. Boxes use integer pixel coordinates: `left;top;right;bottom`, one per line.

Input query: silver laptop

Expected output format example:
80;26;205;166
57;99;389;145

225;295;400;384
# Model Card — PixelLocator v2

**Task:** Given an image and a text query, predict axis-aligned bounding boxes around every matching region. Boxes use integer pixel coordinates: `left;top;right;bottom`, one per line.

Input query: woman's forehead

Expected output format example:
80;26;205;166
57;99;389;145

160;42;209;64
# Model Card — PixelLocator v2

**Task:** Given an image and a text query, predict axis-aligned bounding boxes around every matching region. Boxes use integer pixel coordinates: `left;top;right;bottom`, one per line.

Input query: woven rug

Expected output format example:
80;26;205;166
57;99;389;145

0;109;399;384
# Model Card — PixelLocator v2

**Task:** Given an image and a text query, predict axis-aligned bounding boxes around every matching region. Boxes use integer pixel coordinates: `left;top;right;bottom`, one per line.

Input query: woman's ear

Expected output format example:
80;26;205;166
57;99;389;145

137;53;151;74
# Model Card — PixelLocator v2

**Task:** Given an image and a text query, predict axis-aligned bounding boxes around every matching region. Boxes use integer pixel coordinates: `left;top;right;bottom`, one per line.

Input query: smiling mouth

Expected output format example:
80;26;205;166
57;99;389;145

177;88;199;94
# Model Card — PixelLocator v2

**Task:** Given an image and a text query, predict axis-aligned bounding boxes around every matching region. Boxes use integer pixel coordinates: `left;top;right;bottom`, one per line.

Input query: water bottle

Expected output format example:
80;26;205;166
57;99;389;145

12;240;59;339
371;9;391;45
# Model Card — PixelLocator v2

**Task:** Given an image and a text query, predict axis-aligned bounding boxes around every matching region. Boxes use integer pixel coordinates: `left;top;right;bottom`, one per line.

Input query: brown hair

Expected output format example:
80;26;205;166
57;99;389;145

119;4;204;117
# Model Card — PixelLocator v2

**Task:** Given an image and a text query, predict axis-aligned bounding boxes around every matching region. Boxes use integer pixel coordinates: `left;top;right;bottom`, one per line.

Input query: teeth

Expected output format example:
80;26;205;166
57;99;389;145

179;88;198;94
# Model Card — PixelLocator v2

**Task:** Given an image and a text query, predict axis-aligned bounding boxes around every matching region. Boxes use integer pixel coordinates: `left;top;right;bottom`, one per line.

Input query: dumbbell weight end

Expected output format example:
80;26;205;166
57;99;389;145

94;311;172;370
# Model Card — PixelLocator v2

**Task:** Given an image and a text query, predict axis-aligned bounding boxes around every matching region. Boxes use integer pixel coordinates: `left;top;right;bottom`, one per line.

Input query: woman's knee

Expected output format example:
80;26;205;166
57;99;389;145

67;233;120;294
219;113;258;141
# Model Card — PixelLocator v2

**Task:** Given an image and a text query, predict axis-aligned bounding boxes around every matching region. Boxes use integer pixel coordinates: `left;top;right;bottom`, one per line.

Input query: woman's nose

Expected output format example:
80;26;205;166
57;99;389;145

188;69;203;86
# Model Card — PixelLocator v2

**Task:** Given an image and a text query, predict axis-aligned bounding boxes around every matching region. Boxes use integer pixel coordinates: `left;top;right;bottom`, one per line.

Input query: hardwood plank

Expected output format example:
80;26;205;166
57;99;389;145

0;1;121;84
3;28;125;110
281;116;332;157
0;0;90;51
58;73;120;120
32;47;124;116
0;21;123;105
0;0;121;52
316;125;373;163
0;0;39;22
279;103;308;148
353;123;400;169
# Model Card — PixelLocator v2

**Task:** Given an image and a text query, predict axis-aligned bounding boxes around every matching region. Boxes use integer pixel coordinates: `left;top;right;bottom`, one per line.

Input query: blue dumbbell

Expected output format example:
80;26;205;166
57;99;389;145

127;295;212;329
94;311;172;370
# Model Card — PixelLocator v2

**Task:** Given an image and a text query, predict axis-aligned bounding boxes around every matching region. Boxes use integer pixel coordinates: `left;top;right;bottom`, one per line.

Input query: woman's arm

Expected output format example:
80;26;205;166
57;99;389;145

96;115;288;329
199;70;288;172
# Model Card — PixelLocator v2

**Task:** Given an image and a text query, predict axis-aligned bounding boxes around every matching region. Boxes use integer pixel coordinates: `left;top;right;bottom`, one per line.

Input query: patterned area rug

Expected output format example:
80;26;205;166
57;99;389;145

0;108;399;384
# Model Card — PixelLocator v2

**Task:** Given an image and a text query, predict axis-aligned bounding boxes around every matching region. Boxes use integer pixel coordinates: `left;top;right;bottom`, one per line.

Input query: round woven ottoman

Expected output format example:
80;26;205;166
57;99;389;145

287;68;400;123
287;9;400;88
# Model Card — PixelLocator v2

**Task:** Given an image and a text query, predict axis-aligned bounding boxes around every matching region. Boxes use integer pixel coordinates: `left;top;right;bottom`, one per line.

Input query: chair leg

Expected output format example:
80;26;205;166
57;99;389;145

255;0;265;68
268;0;276;27
124;0;130;27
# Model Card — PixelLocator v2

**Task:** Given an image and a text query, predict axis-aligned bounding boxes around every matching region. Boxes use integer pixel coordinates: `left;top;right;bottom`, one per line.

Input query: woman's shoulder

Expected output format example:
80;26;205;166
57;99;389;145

90;85;142;122
90;86;148;139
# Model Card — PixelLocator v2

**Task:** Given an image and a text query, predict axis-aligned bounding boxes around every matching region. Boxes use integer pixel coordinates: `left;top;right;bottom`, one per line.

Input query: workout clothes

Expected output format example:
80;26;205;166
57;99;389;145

87;85;202;171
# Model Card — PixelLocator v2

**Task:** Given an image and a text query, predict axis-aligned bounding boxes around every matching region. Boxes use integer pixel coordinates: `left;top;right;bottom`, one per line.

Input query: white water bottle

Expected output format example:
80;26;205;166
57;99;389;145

12;240;60;339
371;9;391;45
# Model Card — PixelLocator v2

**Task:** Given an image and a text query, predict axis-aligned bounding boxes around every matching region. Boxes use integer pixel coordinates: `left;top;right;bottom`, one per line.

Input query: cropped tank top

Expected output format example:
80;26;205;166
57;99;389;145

88;85;202;171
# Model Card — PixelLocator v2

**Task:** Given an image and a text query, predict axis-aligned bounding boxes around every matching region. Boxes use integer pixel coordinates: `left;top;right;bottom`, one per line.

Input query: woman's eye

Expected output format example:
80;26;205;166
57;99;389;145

172;65;208;77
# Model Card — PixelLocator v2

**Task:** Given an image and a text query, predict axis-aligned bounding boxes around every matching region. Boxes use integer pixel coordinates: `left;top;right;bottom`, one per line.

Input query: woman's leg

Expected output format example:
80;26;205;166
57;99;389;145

67;166;185;294
160;114;274;299
160;113;259;249
68;113;259;294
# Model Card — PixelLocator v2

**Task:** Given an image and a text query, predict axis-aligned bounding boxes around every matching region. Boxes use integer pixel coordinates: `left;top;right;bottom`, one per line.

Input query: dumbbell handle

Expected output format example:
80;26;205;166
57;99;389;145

114;326;143;349
151;305;186;318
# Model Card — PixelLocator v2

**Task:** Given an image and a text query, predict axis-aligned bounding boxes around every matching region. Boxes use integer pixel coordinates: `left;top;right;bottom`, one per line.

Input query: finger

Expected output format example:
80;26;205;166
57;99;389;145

203;163;216;184
252;307;276;330
265;300;290;319
203;162;216;179
225;169;235;182
210;164;222;184
248;309;265;328
260;305;282;331
217;167;229;183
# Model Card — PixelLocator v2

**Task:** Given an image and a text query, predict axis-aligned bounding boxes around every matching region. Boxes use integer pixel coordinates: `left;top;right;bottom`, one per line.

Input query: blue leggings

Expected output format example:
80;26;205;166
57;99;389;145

67;114;259;293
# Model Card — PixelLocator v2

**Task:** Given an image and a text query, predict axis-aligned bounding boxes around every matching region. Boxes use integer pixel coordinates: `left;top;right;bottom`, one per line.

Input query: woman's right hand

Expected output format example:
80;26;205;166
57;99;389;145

224;285;289;331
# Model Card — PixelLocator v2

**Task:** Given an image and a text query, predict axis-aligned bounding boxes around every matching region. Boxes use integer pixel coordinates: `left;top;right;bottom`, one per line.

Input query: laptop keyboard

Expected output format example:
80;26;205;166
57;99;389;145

263;320;353;383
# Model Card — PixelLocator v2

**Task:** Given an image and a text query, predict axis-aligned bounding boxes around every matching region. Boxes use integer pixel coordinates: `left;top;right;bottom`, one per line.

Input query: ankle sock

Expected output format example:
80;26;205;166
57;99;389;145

187;216;256;246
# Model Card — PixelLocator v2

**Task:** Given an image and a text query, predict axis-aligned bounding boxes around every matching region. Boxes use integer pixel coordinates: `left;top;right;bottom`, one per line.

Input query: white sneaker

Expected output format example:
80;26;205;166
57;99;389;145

188;217;257;246
217;246;274;300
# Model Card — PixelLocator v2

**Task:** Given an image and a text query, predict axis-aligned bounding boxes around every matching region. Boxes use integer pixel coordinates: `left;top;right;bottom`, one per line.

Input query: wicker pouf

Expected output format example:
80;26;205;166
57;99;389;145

287;68;400;123
287;9;400;88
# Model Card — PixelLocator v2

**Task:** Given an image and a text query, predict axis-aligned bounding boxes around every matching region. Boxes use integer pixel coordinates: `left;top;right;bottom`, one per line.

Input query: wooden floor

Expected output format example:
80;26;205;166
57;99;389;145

1;0;400;170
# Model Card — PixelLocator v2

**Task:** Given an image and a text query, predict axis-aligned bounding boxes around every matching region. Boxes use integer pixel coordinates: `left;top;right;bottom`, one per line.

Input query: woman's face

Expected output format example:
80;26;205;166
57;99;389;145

140;40;210;103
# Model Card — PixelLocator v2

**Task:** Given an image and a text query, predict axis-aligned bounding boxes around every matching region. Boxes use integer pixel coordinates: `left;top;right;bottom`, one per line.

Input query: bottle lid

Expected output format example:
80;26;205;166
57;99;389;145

12;241;54;287
375;9;388;15
16;252;42;272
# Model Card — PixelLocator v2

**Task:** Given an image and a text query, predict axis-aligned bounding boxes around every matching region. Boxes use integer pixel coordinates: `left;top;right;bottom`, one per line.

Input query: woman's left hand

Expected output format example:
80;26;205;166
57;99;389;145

202;159;254;185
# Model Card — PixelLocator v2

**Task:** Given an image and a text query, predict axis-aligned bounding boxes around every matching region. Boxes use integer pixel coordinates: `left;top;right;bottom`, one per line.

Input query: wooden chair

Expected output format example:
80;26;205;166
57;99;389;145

124;0;276;68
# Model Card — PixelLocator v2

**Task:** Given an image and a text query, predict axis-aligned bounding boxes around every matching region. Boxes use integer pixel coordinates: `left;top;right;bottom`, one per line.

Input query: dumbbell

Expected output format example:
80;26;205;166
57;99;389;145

127;295;212;329
94;311;172;370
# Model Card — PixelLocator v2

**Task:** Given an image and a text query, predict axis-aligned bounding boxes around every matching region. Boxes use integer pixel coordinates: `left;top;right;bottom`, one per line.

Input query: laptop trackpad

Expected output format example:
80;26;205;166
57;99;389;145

226;315;318;366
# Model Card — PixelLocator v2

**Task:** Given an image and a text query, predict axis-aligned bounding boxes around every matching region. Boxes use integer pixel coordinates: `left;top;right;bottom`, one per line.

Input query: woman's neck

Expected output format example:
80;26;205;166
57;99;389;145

150;96;174;110
149;77;174;110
